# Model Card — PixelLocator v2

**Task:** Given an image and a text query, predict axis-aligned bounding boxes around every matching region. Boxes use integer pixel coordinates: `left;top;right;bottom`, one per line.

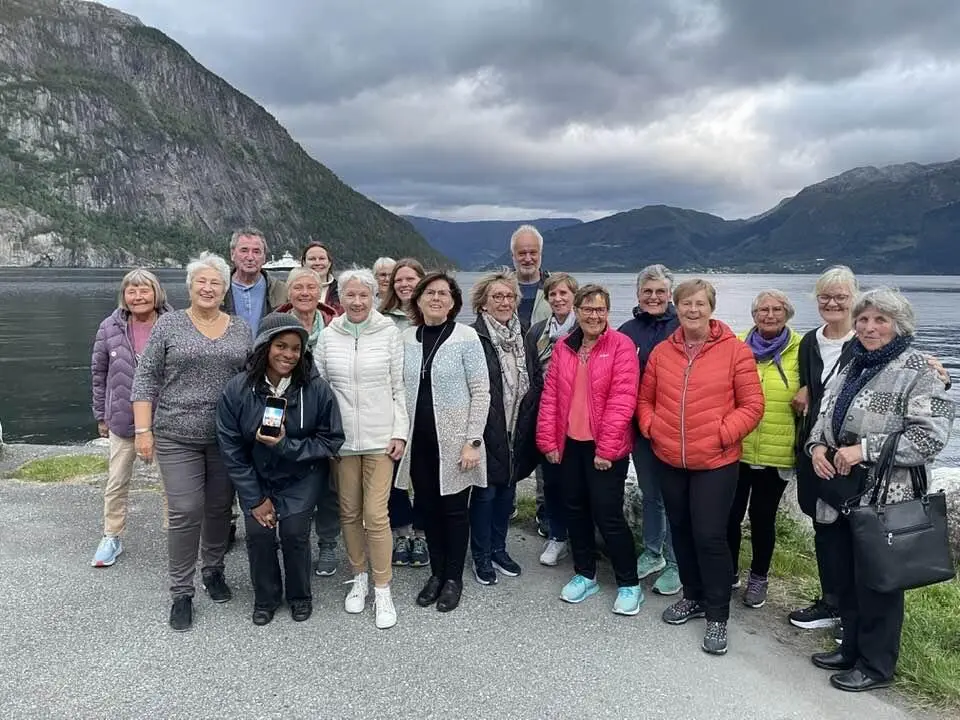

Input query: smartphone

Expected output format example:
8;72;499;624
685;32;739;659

260;397;286;437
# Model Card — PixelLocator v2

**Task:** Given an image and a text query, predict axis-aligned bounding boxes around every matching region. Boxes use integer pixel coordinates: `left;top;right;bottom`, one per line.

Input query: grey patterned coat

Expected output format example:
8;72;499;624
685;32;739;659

396;322;491;496
806;348;955;523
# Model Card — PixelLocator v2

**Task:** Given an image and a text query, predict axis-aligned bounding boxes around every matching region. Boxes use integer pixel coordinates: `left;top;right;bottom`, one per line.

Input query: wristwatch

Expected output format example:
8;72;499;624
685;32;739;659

470;439;482;448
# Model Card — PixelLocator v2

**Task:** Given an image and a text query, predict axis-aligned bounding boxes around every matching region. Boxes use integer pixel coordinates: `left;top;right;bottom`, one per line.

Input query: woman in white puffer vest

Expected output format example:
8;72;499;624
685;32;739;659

315;268;408;629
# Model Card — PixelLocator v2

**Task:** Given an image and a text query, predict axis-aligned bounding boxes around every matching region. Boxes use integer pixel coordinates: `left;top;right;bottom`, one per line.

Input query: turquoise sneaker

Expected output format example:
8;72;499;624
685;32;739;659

653;564;682;596
92;536;122;567
636;551;666;579
560;575;600;604
613;585;644;615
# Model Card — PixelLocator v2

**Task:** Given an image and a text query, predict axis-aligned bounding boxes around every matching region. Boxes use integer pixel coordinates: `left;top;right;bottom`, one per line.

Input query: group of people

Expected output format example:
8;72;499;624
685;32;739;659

89;225;954;693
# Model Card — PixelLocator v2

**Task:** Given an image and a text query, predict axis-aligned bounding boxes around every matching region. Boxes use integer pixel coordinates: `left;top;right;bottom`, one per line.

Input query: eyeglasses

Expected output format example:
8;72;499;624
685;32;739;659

817;294;851;305
577;306;608;316
755;306;786;315
490;293;517;303
424;289;451;299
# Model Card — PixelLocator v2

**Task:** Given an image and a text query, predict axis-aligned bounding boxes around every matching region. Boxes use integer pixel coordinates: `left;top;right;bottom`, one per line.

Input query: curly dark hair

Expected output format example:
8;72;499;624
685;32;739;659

243;332;313;390
408;271;463;326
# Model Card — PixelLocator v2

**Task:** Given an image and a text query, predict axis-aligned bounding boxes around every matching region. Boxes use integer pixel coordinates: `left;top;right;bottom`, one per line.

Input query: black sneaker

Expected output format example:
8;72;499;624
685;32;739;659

314;540;338;576
169;597;193;632
788;598;840;629
661;598;706;625
535;513;549;539
491;550;522;577
410;537;429;567
252;608;274;626
702;621;728;655
201;570;232;603
392;536;412;566
834;623;843;645
473;561;498;585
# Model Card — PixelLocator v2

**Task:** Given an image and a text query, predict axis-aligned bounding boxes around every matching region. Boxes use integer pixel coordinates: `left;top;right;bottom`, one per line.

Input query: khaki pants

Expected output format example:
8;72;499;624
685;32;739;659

103;433;169;536
335;453;394;586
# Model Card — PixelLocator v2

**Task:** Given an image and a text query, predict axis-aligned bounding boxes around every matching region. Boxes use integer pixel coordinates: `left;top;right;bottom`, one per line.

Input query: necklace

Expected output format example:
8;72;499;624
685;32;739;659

188;308;222;327
420;323;452;378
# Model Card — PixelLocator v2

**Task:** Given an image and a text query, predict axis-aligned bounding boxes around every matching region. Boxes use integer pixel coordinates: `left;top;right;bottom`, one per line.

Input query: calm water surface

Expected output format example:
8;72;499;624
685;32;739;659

0;269;957;463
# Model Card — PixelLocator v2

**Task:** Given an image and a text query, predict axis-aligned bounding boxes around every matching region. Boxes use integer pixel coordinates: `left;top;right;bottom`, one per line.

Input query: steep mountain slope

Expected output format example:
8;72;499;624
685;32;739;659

404;215;581;270
0;0;446;267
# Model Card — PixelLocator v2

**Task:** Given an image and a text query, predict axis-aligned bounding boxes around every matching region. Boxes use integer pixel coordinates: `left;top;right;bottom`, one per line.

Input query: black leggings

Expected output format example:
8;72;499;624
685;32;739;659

727;464;788;577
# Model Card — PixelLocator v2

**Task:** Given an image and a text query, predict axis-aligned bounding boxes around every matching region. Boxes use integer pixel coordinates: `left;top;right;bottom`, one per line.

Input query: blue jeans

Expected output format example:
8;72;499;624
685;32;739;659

632;434;675;565
469;483;516;562
541;461;568;541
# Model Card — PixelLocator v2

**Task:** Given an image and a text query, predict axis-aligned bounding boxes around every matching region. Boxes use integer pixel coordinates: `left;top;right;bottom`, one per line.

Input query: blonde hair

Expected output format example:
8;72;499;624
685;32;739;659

470;269;521;315
751;289;795;321
672;278;716;310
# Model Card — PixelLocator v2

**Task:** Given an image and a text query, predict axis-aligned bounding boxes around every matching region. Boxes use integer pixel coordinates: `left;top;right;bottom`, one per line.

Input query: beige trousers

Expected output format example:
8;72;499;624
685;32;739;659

103;432;168;536
335;453;394;586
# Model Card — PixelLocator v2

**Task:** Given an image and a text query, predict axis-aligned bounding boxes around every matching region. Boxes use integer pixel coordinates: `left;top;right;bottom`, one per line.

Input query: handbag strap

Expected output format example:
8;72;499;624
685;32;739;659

842;431;901;512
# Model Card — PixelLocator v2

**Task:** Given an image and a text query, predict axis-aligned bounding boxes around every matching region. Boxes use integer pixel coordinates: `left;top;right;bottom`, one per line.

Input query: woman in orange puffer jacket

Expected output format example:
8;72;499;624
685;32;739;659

637;278;764;656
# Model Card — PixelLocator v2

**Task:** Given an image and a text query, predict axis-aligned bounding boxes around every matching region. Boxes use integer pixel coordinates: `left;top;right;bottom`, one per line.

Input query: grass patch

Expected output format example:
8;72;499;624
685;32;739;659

514;494;538;524
752;512;960;711
10;454;107;482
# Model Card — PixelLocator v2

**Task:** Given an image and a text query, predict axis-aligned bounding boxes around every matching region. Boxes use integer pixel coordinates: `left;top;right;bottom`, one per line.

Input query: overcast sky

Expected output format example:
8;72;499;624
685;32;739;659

107;0;960;221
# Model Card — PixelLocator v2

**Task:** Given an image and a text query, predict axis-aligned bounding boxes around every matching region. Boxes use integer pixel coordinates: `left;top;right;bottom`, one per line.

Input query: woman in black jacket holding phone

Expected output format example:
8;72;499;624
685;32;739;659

217;313;345;626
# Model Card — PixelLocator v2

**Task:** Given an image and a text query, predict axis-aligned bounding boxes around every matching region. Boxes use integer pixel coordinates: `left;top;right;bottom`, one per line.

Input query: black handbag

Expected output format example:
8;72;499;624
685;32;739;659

842;432;956;593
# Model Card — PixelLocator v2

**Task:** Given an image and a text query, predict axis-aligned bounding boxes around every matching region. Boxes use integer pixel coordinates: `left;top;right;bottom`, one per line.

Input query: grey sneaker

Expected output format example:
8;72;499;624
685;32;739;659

661;598;706;625
410;537;429;567
702;621;728;655
743;571;768;608
315;540;338;577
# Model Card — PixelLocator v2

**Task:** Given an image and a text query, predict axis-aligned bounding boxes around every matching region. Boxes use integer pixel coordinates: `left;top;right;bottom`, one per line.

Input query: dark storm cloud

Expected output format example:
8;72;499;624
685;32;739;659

108;0;960;218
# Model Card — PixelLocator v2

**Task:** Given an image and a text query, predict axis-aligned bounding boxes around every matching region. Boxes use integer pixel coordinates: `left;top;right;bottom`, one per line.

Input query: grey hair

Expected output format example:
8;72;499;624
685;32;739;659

373;257;396;274
510;224;543;253
337;267;377;296
118;268;167;312
286;266;321;290
853;287;916;337
185;251;231;290
814;264;858;297
751;289;796;321
636;263;675;292
471;269;521;315
229;226;268;254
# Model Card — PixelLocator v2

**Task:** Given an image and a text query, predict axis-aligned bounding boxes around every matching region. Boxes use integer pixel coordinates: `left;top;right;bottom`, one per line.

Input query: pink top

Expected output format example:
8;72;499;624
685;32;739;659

130;318;155;356
566;360;593;441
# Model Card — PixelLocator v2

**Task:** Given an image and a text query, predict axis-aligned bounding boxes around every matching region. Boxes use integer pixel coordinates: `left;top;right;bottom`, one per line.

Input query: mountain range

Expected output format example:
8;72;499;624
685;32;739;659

478;160;960;274
0;0;445;268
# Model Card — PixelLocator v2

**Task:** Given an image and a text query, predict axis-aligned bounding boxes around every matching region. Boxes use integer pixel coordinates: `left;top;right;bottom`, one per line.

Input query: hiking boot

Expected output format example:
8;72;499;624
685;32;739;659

743;571;769;609
92;536;123;567
652;564;682;596
315;540;338;576
344;572;369;613
201;570;232;603
410;537;430;567
374;586;398;629
702;621;728;655
613;585;644;616
788;598;840;629
392;536;412;566
539;539;569;566
169;597;192;632
492;550;521;577
473;560;498;586
662;598;706;625
560;574;599;604
636;551;667;580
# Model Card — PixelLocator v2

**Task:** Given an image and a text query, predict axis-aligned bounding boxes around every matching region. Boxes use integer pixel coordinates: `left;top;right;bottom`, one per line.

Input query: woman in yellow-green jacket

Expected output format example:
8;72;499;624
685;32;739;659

728;289;802;609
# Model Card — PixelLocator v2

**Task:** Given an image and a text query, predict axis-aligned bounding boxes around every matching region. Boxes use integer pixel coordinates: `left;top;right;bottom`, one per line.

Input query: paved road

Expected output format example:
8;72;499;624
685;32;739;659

0;477;929;720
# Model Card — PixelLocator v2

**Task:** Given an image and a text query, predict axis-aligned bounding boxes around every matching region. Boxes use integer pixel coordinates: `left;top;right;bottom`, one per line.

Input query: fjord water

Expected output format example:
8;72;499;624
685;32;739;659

0;268;957;464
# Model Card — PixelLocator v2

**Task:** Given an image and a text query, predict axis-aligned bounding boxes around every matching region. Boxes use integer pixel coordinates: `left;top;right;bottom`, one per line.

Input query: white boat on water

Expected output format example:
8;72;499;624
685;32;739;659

262;251;299;271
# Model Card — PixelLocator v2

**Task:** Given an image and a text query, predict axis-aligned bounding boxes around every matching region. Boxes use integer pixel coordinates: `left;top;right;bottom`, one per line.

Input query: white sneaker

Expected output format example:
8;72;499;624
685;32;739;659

344;572;369;614
374;585;397;629
539;539;569;566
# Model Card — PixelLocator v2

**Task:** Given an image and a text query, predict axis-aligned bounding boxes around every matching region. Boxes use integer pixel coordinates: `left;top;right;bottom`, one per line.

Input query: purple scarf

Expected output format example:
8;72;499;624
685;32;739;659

746;327;791;386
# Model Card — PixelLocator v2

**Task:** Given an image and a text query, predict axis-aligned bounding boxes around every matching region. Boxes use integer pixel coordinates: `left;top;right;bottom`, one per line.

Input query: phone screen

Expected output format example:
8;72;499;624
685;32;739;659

260;398;286;437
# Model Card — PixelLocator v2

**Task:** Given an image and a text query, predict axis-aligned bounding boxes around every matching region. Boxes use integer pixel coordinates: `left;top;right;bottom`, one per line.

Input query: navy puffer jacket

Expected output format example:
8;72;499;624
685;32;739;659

91;305;172;437
617;304;679;375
